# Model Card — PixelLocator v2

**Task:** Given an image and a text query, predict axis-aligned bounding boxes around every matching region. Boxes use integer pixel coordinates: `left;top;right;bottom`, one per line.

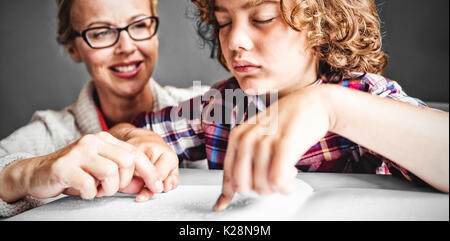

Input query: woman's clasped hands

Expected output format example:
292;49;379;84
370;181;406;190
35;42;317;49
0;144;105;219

3;124;178;203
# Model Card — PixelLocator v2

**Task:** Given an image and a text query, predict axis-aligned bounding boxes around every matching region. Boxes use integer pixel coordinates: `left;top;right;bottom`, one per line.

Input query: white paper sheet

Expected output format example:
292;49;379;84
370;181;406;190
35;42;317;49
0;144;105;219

9;179;313;221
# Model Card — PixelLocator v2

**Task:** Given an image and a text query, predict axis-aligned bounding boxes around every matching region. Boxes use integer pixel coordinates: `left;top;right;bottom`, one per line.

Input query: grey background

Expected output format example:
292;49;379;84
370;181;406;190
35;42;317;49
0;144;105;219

0;0;448;139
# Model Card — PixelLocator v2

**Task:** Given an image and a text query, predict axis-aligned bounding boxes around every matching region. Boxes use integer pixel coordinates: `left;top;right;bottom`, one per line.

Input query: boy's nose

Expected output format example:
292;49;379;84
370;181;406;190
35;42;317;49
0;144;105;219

227;23;254;52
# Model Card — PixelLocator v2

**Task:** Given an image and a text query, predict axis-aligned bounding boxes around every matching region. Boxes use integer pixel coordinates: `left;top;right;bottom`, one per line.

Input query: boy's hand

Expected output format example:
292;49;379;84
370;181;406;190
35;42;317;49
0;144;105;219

109;123;179;202
214;85;332;211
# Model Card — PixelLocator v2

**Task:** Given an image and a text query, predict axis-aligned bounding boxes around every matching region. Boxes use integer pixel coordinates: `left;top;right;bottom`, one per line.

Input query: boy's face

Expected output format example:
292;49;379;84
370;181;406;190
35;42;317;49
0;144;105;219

215;0;318;96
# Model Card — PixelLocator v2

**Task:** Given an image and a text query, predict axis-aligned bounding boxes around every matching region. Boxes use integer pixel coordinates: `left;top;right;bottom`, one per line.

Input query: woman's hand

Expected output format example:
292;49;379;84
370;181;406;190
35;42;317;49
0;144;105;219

0;131;166;203
109;123;179;202
214;85;333;211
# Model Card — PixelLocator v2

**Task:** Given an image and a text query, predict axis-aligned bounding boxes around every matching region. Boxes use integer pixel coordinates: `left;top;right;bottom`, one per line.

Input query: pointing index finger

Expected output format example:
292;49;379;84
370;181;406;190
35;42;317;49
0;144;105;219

213;176;235;212
213;137;238;212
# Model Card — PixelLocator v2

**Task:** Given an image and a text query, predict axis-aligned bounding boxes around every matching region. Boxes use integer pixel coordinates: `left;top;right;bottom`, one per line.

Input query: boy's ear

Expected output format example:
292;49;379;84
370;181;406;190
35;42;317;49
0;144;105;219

65;41;82;62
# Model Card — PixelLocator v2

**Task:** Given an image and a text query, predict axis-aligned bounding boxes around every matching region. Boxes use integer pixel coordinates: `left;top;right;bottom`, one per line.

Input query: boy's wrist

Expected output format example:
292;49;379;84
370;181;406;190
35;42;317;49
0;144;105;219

318;84;368;136
311;84;340;134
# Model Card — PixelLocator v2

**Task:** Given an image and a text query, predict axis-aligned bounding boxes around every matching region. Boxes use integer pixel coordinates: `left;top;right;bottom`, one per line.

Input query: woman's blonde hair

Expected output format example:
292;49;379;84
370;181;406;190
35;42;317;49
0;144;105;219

56;0;158;45
192;0;388;82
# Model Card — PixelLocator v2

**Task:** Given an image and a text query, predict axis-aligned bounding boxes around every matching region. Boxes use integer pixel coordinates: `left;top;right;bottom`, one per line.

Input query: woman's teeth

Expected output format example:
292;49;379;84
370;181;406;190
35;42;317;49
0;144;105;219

113;64;138;72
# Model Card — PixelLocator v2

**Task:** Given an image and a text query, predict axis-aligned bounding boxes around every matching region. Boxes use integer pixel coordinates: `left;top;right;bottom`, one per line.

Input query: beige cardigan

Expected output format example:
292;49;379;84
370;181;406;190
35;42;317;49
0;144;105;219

0;79;209;217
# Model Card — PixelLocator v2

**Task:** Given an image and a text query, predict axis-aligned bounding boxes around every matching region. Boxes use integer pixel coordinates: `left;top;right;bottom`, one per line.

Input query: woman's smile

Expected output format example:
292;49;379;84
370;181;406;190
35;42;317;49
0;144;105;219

109;60;144;78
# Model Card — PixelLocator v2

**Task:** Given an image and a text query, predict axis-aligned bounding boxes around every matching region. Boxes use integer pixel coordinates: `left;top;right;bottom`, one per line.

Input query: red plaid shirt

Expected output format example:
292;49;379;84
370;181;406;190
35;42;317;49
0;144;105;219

133;73;428;183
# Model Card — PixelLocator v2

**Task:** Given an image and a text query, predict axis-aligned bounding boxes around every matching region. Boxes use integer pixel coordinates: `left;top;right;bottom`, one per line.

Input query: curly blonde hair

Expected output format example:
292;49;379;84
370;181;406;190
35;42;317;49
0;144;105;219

192;0;388;82
56;0;158;45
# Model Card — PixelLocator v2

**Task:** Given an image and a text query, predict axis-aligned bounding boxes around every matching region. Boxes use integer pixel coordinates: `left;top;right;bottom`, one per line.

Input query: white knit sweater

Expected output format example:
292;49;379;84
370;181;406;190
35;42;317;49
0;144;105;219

0;78;209;217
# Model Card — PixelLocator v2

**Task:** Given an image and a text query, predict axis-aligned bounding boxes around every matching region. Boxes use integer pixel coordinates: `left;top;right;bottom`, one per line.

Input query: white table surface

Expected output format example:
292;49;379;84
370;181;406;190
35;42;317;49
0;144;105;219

3;168;449;221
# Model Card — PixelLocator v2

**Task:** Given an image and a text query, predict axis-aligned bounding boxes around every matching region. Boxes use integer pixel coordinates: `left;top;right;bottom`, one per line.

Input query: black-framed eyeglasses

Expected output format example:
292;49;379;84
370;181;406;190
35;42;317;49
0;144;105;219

72;16;159;49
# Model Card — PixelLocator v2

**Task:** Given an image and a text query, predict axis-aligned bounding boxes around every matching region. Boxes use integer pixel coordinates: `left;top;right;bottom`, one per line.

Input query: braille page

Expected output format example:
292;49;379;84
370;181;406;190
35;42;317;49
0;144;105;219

8;179;313;221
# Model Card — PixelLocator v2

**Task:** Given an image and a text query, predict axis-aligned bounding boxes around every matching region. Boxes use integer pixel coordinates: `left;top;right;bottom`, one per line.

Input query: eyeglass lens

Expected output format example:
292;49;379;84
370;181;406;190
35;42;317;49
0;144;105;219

85;17;157;48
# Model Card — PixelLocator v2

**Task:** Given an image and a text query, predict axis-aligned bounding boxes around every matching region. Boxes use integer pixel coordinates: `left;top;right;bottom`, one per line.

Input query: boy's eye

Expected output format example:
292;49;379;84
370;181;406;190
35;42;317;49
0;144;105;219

218;22;231;29
253;17;275;24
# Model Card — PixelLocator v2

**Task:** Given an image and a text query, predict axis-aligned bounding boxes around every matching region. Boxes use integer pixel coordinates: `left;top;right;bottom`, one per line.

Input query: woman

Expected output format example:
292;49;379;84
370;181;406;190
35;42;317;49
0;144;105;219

0;0;208;217
123;0;448;211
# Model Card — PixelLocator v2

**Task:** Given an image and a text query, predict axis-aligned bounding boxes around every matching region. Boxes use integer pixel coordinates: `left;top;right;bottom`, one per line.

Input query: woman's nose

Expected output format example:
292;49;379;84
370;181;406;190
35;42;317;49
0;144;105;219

114;30;137;55
227;22;254;52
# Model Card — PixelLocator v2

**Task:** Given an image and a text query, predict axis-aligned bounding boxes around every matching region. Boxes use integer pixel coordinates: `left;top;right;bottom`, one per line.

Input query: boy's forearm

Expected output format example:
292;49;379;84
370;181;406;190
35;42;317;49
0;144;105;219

324;85;449;192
